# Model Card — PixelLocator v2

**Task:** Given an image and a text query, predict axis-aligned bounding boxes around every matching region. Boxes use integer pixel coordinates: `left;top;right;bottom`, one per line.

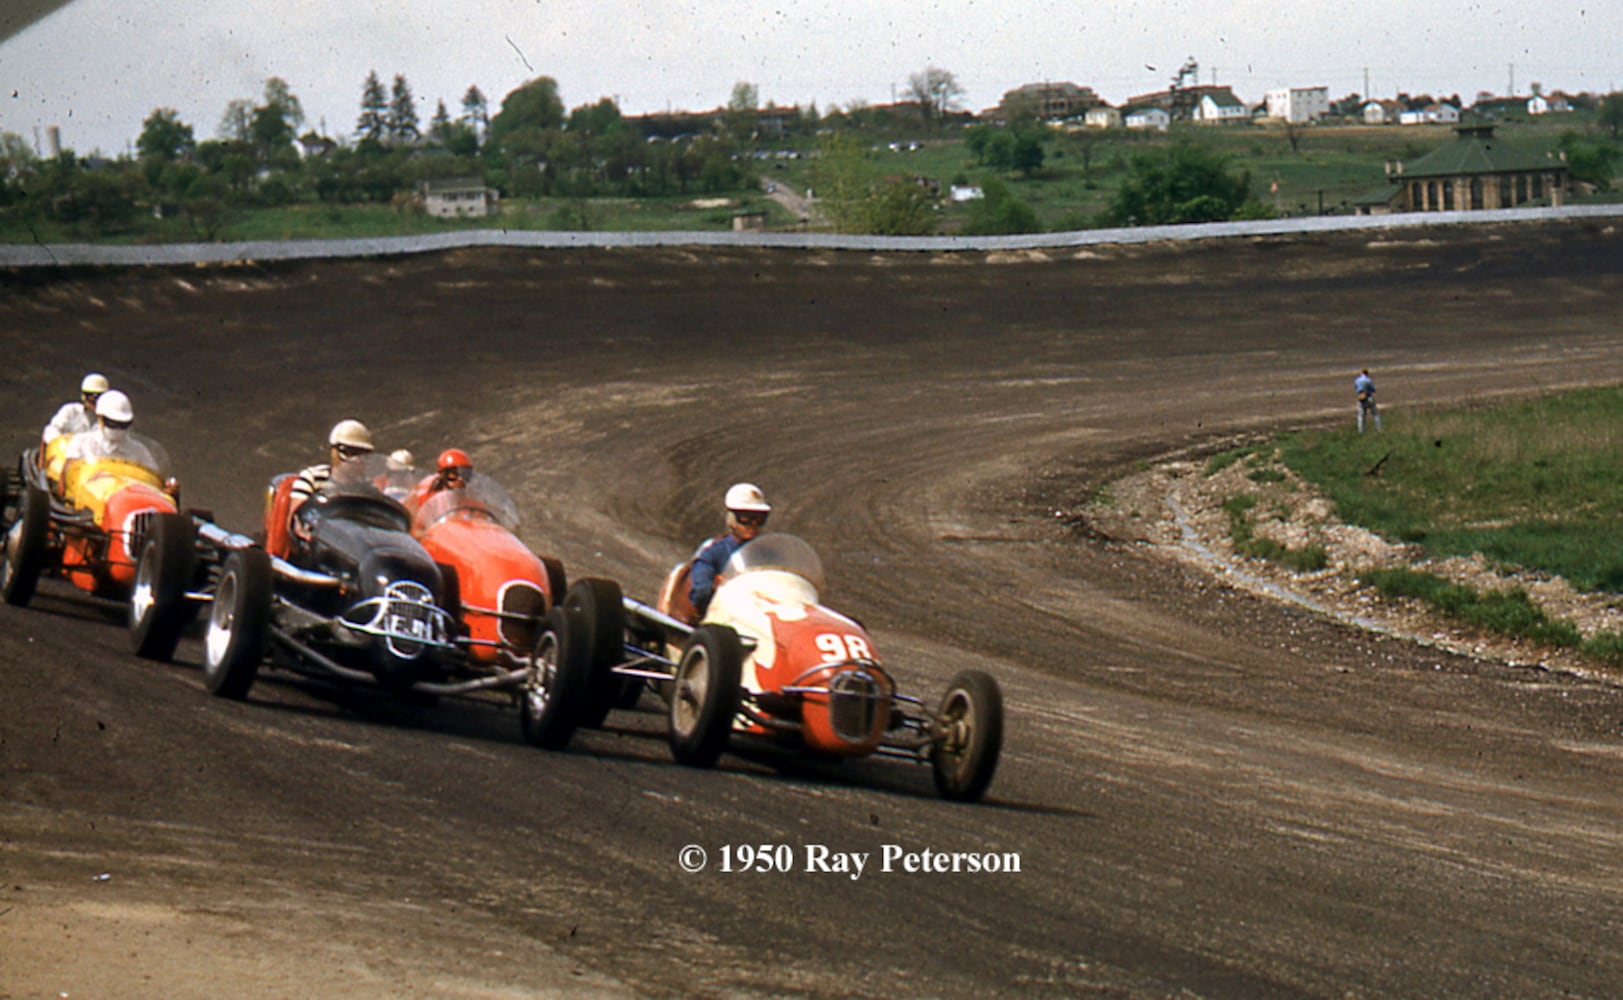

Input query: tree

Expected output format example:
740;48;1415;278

261;77;305;134
138;108;195;162
1558;132;1618;191
726;81;759;139
489;77;565;145
388;74;420;146
962;177;1039;235
1101;142;1255;226
810;131;935;235
460;85;489;146
1599;92;1623;140
428;100;453;146
218;99;253;142
907;66;964;126
356;71;388;144
567;97;623;137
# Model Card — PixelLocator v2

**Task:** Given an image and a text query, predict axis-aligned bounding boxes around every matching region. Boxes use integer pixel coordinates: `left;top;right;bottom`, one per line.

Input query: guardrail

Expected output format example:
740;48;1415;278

3;203;1620;268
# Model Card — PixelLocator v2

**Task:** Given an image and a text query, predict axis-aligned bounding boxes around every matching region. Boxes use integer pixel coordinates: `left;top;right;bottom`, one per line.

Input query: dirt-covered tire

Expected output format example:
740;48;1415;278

520;605;592;750
930;669;1004;802
1;484;51;608
563;577;631;728
202;548;272;700
668;624;743;768
129;513;197;661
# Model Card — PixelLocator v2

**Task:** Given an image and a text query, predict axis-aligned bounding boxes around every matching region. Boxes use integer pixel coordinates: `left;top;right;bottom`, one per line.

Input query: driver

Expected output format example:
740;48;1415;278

688;482;771;617
61;389;157;471
429;448;473;493
405;448;473;514
42;372;110;446
291;419;374;509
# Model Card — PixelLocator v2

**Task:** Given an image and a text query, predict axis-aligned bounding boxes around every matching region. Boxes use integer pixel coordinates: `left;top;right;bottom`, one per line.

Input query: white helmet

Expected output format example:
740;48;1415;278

96;389;134;423
81;372;110;395
328;419;374;451
387;448;415;471
724;482;771;513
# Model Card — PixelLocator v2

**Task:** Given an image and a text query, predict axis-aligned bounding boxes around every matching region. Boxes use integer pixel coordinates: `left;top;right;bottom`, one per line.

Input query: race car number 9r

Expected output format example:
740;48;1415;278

816;633;871;662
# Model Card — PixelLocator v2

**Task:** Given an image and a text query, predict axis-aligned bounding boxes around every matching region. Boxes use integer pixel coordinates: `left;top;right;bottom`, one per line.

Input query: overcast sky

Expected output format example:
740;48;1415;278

2;0;1618;156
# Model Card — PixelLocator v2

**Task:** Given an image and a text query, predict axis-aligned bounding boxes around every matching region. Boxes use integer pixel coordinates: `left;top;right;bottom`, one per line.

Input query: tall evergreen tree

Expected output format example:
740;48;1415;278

356;71;388;144
388;74;421;146
428;100;453;146
461;85;489;146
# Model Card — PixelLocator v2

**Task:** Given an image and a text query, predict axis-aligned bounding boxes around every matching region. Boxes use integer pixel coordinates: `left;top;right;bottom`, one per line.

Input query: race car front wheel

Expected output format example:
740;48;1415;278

521;604;591;750
203;548;271;700
1;484;50;608
130;512;198;661
668;625;743;768
930;669;1004;803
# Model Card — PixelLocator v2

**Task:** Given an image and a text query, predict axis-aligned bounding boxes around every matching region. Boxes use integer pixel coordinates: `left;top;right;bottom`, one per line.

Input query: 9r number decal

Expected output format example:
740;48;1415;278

815;632;871;662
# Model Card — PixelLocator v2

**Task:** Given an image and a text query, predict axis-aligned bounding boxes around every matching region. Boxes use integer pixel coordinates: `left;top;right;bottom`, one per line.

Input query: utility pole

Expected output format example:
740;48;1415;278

1508;63;1515;96
1363;67;1370;99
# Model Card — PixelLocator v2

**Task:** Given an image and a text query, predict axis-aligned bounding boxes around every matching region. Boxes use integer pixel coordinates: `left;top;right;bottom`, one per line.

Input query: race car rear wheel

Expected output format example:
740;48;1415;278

930;669;1004;803
203;548;272;700
1;484;50;608
520;604;591;750
564;577;630;727
668;625;743;768
130;512;198;661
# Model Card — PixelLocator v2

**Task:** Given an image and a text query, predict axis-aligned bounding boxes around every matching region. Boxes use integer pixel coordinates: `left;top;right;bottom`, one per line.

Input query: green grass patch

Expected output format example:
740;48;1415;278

1221;493;1329;571
1279;386;1623;593
1205;443;1258;476
1360;568;1581;647
1580;631;1623;667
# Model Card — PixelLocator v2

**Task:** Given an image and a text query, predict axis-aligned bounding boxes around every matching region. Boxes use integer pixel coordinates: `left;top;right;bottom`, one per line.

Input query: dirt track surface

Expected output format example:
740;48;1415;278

4;220;1623;998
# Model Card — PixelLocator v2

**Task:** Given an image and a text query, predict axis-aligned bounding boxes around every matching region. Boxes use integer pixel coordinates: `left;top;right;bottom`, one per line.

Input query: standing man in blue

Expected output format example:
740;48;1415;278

1354;368;1383;433
688;482;771;618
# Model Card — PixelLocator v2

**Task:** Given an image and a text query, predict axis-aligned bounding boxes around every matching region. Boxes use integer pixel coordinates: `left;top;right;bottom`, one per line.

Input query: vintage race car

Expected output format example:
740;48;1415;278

537;533;1004;802
2;435;195;659
130;454;600;746
403;469;566;670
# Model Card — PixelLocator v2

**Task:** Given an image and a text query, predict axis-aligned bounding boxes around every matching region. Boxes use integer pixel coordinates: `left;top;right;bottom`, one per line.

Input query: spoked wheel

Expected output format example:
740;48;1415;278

130;512;198;661
520;605;592;750
563;577;630;727
1;484;51;608
203;549;272;700
930;669;1004;802
668;625;743;768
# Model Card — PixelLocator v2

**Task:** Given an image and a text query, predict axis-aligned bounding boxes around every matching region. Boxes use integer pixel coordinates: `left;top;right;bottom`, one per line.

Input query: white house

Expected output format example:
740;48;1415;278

421;177;500;218
1265;87;1329;123
1124;107;1170;132
1362;100;1403;125
1196;89;1249;123
1084;106;1121;129
1399;103;1461;126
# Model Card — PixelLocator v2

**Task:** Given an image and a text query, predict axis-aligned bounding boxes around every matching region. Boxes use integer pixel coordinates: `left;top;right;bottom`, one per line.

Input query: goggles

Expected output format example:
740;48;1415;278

732;511;768;528
333;443;372;460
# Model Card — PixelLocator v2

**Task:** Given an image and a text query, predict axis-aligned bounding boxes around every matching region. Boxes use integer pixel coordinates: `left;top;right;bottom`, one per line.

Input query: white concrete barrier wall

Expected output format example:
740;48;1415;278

2;204;1620;267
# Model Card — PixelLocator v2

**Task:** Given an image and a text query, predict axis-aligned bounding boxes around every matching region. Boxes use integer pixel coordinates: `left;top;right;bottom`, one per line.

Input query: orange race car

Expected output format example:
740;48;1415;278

532;533;1005;802
3;432;196;661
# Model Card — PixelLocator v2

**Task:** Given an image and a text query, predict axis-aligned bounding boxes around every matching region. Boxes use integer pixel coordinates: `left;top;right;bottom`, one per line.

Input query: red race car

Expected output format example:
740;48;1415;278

541;533;1004;802
3;434;196;661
